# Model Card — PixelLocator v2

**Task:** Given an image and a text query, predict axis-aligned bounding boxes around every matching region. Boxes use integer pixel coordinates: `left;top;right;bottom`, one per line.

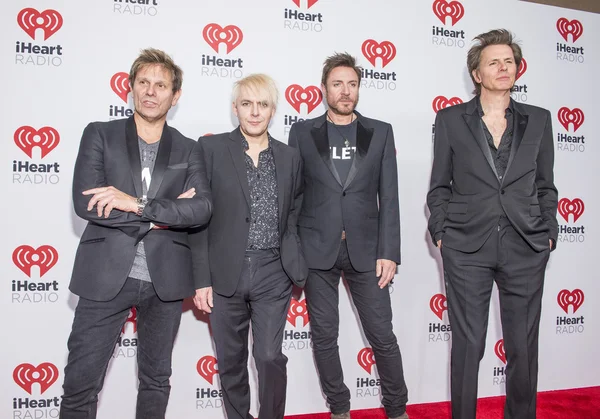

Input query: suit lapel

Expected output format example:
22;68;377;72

311;113;342;187
344;116;373;190
462;99;499;181
146;124;172;199
271;141;286;228
504;101;529;181
227;128;251;209
125;117;143;198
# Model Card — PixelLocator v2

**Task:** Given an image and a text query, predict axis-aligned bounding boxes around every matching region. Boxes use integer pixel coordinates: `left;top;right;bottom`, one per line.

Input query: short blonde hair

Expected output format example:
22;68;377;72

232;74;279;109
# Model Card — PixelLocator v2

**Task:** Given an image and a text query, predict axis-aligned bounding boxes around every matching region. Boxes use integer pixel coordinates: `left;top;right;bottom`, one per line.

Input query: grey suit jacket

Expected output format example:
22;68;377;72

427;97;558;253
70;116;212;302
190;128;308;297
288;111;401;272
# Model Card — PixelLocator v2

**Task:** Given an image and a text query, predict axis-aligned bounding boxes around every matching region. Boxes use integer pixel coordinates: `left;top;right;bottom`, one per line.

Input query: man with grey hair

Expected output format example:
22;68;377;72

427;29;558;419
191;73;307;419
61;48;212;418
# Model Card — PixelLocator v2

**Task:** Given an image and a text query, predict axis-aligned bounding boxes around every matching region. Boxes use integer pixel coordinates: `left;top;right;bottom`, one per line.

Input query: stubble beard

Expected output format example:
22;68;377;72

328;97;359;117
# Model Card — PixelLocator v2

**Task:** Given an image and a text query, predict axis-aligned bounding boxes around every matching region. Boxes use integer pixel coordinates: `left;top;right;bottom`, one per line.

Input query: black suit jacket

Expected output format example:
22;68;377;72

190;128;307;297
70;116;212;302
427;97;558;253
288;111;401;272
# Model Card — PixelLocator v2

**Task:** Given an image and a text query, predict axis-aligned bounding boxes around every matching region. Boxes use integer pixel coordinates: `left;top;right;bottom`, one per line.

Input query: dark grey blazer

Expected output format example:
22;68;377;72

70;116;212;302
288;111;401;272
190;128;307;297
427;97;558;253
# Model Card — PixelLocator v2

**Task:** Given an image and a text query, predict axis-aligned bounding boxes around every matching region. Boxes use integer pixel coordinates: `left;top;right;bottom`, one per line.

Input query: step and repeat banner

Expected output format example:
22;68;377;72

1;0;598;417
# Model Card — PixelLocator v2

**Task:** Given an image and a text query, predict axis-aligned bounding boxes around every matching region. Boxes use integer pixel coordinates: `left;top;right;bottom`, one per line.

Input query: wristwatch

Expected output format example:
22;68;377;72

136;197;148;216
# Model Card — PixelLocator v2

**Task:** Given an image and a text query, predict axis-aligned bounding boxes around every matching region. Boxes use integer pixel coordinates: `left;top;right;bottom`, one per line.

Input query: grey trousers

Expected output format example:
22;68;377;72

442;218;550;419
60;278;182;419
210;249;293;419
305;240;408;417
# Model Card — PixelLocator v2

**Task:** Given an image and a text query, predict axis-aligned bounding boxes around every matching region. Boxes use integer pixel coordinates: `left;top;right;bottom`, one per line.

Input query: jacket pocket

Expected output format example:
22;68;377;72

297;215;314;228
447;202;468;214
167;162;188;170
80;237;105;245
530;204;541;216
173;240;191;250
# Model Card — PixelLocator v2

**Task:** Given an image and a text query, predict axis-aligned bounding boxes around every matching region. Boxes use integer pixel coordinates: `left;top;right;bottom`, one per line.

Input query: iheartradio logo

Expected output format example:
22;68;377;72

285;85;322;114
429;294;448;320
197;356;218;385
14;126;60;158
111;72;131;104
556;18;583;43
361;40;396;68
432;0;464;26
287;298;309;327
357;347;376;374
558;198;584;223
13;363;59;395
557;289;584;314
557;107;584;132
17;8;63;41
432;96;463;113
12;245;58;278
203;24;243;54
516;58;527;81
292;0;319;8
123;307;137;333
494;339;506;364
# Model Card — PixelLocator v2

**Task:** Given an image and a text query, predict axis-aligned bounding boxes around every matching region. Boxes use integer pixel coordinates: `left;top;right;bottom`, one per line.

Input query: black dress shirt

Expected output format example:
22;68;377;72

477;97;514;181
241;135;280;250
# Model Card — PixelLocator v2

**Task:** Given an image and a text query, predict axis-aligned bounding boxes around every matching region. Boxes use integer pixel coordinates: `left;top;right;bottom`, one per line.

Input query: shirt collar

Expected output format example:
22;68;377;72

240;132;273;152
476;95;514;117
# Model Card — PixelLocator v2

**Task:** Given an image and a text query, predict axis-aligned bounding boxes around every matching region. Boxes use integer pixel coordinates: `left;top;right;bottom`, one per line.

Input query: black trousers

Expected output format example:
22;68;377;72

60;278;182;419
210;249;293;419
442;218;550;419
305;240;408;417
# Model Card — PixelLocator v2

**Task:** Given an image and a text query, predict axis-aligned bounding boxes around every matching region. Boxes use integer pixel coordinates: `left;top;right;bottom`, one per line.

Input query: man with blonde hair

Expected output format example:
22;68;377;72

191;74;307;419
61;48;212;418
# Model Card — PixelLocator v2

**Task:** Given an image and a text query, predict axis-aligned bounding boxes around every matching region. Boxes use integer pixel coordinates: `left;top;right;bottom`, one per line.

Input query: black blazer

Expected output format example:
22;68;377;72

70;116;212;302
427;97;558;253
190;128;307;297
288;111;401;272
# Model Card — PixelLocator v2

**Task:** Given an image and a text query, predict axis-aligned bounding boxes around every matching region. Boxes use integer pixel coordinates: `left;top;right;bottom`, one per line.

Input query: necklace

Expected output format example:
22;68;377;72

327;112;355;147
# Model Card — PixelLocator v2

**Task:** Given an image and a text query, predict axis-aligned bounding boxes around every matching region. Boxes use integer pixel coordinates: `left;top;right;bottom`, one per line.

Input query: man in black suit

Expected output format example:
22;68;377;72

191;74;306;419
288;53;409;419
427;29;558;419
60;48;212;419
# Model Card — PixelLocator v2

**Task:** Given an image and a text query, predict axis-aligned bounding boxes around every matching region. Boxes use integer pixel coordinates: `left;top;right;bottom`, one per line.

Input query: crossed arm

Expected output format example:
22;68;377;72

72;123;212;233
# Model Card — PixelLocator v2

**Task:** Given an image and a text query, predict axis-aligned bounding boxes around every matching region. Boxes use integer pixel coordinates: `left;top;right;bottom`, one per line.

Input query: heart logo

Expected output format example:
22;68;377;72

14;126;60;158
203;24;243;54
17;8;63;40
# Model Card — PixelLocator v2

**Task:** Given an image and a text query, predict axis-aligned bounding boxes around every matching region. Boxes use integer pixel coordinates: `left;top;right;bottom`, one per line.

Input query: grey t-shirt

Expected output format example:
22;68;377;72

128;138;160;282
328;119;358;185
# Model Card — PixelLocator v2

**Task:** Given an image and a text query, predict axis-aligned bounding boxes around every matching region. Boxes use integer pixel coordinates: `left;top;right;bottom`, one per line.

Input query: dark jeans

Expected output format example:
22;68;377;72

60;278;183;419
211;249;293;419
442;218;550;419
305;240;408;417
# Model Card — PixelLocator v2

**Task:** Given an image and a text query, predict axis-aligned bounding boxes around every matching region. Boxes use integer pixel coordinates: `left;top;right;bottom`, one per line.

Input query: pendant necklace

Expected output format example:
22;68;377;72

327;112;355;148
